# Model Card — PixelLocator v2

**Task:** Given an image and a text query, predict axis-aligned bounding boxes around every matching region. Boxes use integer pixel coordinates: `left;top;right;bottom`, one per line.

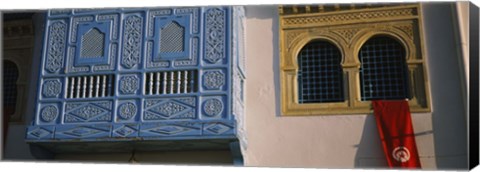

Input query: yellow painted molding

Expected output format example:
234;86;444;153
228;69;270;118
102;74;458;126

279;4;431;116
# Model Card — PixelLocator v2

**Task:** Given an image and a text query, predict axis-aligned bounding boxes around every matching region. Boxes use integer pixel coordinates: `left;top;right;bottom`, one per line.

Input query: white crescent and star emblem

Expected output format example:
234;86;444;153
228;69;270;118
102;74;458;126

392;146;411;163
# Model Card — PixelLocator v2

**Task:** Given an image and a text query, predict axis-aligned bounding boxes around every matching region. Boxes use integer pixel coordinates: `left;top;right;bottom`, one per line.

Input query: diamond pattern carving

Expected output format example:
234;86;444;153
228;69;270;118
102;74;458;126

114;125;137;137
28;128;52;138
62;126;106;137
147;125;192;135
205;123;232;134
150;102;187;118
144;98;196;120
65;101;112;123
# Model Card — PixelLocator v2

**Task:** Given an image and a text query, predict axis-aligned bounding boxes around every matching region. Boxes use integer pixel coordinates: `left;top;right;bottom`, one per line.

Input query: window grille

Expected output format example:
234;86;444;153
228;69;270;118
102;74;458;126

3;61;19;108
80;28;105;58
66;74;115;98
297;41;344;103
359;36;409;101
144;70;197;95
160;22;184;53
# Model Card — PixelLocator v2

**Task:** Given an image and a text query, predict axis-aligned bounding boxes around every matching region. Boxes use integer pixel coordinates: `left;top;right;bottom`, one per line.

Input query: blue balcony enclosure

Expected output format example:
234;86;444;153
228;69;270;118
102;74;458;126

25;7;246;155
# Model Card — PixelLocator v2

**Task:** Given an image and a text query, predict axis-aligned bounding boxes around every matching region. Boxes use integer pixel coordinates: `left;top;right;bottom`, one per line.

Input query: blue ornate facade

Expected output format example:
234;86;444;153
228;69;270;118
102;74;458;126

26;7;246;155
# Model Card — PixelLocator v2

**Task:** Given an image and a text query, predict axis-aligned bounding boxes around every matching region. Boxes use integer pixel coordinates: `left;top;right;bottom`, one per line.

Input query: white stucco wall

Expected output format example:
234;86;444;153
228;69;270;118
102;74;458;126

242;3;468;169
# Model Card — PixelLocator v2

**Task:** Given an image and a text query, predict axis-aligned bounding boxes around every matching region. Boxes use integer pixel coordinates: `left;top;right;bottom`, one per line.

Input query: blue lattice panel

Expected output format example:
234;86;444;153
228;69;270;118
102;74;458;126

26;7;245;149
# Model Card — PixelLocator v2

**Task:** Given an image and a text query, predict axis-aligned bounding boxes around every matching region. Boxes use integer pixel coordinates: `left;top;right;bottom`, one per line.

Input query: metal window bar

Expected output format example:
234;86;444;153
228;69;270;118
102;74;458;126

66;74;114;98
3;61;19;108
145;70;197;95
358;36;410;101
297;41;344;103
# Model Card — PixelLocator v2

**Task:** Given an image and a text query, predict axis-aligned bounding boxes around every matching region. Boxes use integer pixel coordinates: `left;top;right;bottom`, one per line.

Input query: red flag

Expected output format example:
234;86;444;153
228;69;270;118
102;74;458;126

372;100;422;168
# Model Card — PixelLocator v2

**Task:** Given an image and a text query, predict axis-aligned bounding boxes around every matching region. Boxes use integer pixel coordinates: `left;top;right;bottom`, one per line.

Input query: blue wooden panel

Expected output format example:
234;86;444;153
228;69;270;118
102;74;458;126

203;8;229;65
153;14;190;61
27;7;244;148
143;97;196;121
44;20;67;74
121;13;144;70
55;124;111;139
63;100;113;123
112;124;139;138
26;126;55;140
74;21;111;65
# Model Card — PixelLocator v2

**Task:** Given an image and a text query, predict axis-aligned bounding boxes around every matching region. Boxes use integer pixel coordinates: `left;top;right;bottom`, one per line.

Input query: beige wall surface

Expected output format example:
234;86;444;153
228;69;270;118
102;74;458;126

242;3;467;169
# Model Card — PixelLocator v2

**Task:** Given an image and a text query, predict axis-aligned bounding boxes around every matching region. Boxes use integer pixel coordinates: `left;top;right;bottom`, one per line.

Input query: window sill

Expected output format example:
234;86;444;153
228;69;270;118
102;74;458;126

281;102;430;116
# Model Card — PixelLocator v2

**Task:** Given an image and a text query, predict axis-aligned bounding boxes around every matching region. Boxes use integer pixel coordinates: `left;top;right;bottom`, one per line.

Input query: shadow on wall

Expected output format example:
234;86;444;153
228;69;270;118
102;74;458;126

353;114;388;169
271;7;281;117
244;5;282;117
421;3;468;169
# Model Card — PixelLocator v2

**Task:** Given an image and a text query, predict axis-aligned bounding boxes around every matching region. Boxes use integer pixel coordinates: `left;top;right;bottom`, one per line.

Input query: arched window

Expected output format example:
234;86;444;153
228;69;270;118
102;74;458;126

358;36;410;101
297;40;344;103
3;60;19;115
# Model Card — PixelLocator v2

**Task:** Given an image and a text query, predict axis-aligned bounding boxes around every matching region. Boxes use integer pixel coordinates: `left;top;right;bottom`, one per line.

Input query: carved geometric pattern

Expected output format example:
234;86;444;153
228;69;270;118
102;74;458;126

95;101;113;109
395;24;415;40
80;28;105;58
28;127;52;139
73;9;97;13
45;21;66;73
144;125;194;136
332;28;361;43
148;9;173;37
173;38;199;67
40;105;58;122
66;47;89;73
175;97;196;107
50;9;71;16
29;8;240;143
204;123;232;135
176;8;199;34
285;31;304;48
64;101;112;123
160;22;184;53
155;102;187;115
119;75;139;94
71;16;95;43
68;15;117;73
61;126;108;138
118;102;137;120
203;70;225;90
113;125;137;137
42;79;62;97
203;98;223;117
122;15;142;69
64;102;83;112
97;14;119;40
145;8;200;69
92;43;116;72
144;97;196;120
146;41;169;68
283;8;416;26
204;8;226;64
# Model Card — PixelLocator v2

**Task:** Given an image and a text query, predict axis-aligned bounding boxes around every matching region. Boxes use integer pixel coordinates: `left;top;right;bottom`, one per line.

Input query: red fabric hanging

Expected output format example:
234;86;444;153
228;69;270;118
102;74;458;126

372;100;422;168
